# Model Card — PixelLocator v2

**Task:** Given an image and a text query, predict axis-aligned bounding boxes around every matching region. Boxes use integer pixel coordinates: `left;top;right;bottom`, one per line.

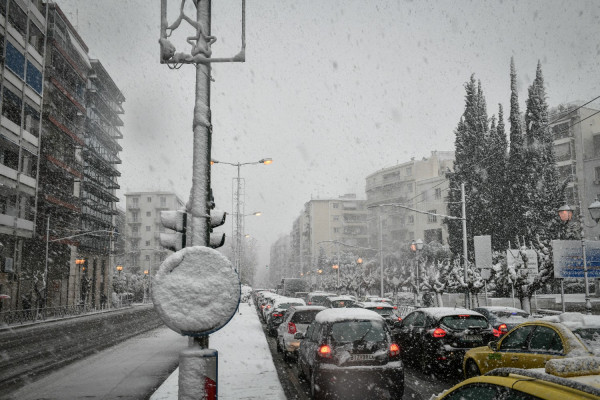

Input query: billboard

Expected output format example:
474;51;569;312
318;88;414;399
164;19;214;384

552;240;600;278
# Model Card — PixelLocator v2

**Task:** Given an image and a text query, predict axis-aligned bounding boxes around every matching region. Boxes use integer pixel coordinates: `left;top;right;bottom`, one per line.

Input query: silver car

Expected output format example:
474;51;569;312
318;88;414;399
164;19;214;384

276;305;326;361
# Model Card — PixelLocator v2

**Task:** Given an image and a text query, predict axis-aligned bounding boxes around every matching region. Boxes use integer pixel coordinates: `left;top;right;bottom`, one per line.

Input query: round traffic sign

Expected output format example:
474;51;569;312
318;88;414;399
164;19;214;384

152;246;240;336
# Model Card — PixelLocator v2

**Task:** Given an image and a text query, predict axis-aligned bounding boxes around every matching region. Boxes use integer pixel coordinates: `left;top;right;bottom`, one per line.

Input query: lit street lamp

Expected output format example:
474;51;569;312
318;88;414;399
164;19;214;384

558;198;600;315
332;263;339;287
211;158;272;283
410;239;424;306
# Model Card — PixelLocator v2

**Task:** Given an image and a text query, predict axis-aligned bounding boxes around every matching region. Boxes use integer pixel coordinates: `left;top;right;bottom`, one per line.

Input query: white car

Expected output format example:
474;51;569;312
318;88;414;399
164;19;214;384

276;305;326;360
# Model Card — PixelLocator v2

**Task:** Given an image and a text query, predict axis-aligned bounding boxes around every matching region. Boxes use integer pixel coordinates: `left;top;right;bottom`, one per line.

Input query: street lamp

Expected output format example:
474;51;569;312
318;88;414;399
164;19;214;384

332;263;339;287
558;199;600;315
211;158;272;283
410;239;424;306
143;270;149;303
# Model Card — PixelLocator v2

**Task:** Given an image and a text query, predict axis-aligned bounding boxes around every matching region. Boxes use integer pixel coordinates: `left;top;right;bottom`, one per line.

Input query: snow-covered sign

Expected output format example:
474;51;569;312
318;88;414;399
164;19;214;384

506;249;538;282
552;240;600;279
474;235;492;270
152;246;241;336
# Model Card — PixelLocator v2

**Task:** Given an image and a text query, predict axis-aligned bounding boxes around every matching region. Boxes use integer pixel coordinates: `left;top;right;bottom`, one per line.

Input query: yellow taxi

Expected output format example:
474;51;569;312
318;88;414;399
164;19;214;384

432;364;600;400
463;321;593;378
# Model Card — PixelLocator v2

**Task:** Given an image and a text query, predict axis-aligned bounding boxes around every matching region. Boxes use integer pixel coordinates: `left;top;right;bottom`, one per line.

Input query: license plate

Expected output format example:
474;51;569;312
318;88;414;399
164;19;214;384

350;354;375;361
463;335;482;342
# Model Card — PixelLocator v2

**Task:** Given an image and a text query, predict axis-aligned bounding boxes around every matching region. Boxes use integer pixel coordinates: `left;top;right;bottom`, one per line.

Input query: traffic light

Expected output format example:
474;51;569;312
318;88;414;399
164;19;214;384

159;210;187;251
209;209;226;248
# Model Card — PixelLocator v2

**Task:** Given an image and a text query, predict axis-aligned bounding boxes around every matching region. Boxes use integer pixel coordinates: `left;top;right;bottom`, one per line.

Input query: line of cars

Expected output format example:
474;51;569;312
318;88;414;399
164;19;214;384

253;289;600;399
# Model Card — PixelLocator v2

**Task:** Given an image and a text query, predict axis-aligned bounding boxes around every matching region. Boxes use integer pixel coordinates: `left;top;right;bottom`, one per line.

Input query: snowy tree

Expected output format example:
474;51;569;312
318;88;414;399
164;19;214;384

486;105;509;249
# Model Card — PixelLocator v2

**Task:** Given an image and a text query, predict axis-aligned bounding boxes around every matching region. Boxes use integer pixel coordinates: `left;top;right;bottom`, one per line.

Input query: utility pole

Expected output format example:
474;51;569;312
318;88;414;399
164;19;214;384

462;183;469;308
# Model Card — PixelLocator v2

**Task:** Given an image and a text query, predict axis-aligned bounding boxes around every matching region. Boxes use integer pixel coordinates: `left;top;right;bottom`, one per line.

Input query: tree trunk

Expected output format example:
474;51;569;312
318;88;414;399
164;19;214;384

435;292;443;307
519;294;531;313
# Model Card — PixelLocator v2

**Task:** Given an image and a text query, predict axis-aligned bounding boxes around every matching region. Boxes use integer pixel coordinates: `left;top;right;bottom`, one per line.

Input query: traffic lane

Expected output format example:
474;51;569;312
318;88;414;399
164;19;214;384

7;326;187;400
263;324;454;399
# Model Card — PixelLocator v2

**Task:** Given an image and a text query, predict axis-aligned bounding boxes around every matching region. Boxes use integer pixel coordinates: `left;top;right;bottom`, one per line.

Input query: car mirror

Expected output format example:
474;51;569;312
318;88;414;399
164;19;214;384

488;340;499;351
294;332;305;340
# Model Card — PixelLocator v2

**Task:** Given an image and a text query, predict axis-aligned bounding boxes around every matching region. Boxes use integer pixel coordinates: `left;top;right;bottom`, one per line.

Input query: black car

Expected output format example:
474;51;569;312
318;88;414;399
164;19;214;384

395;307;494;376
297;308;404;400
472;306;531;337
355;301;401;328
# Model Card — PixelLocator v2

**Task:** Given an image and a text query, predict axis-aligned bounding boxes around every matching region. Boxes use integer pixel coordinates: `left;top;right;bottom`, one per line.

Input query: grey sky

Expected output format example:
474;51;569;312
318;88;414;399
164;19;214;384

57;0;600;270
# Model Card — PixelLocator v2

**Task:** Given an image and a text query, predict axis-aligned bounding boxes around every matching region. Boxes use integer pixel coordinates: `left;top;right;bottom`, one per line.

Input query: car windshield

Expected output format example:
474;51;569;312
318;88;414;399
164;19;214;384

330;320;387;344
440;315;488;330
492;311;529;319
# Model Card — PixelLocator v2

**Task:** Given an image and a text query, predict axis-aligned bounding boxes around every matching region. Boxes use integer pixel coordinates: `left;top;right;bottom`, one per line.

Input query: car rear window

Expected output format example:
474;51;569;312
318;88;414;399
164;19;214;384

278;302;303;310
440;315;488;329
330;320;386;343
493;311;529;319
365;307;394;316
310;295;330;304
331;300;354;308
291;310;322;324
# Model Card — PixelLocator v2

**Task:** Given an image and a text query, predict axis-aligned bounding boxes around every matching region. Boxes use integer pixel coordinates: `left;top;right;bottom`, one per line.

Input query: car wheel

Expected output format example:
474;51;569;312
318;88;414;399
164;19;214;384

464;359;481;378
276;338;282;353
310;370;325;400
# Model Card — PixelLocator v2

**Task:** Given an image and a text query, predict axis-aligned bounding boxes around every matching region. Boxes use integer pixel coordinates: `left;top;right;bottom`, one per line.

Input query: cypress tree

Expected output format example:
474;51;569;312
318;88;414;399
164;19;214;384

487;104;509;249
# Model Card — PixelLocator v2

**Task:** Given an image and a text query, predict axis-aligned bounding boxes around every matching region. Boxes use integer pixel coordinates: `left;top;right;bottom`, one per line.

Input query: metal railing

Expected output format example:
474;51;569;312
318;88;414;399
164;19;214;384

0;302;131;327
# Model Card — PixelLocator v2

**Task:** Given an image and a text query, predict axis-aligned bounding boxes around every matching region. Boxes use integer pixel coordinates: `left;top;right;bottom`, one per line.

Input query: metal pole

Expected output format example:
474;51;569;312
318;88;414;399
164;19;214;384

43;216;50;309
461;182;469;309
580;200;592;314
236;164;241;280
416;252;420;306
379;214;384;297
561;279;566;313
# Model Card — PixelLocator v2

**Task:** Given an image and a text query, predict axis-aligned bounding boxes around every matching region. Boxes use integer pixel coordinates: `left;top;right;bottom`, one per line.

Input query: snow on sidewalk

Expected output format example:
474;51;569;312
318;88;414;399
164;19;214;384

151;302;286;400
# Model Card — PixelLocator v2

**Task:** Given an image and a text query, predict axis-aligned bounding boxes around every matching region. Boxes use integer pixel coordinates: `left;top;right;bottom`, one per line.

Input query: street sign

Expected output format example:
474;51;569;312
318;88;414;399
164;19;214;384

152;246;241;336
506;249;538;282
474;235;492;270
552;240;600;278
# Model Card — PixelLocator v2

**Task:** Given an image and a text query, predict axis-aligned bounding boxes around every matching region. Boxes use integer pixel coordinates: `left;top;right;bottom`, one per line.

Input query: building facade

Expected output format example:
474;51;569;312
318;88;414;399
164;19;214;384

550;103;600;239
365;151;454;251
0;1;124;311
123;191;185;278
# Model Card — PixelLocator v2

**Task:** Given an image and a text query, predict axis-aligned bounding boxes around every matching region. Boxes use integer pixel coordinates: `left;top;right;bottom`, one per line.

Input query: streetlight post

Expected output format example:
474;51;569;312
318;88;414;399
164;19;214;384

116;265;123;308
211;158;272;282
559;198;600;315
410;239;423;306
332;263;339;287
143;269;149;303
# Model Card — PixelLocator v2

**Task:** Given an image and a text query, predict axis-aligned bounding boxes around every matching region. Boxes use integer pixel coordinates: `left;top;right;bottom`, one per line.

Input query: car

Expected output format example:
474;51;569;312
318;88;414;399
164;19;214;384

260;292;282;322
297;308;404;400
542;312;600;355
433;358;600;400
354;301;401;328
266;297;306;336
396;307;495;375
322;295;356;308
305;291;338;306
365;296;394;304
462;320;594;378
472;306;531;337
276;305;327;360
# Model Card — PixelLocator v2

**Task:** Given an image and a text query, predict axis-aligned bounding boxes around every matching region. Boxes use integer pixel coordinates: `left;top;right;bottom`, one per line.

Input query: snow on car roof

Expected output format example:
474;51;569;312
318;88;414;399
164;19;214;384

288;305;327;312
419;307;484;319
273;297;306;306
315;308;384;324
476;306;528;313
358;301;395;308
327;296;355;301
543;312;600;329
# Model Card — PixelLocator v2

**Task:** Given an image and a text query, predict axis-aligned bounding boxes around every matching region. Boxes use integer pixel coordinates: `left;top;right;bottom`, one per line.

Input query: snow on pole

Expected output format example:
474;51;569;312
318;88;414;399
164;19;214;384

179;348;218;400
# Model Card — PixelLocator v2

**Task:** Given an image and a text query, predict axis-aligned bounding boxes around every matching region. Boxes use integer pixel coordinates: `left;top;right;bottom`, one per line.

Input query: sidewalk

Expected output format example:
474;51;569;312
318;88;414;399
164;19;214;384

151;301;286;400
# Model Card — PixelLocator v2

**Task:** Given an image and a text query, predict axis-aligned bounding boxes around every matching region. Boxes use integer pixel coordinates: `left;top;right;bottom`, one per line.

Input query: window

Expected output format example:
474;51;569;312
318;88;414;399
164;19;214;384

145;255;150;261
333;215;339;221
24;103;40;136
132;197;139;205
500;325;535;350
528;326;563;353
594;135;600;158
421;190;428;201
435;188;442;200
408;215;414;224
145;241;150;247
132;226;139;234
28;20;45;54
146;211;151;217
131;212;139;222
0;135;20;170
2;87;22;126
427;210;437;223
407;183;413;193
406;167;412;176
5;42;24;79
160;196;166;207
596;167;600;183
7;1;27;38
333;227;340;233
332;203;339;208
147;197;152;202
145;226;151;231
26;61;43;94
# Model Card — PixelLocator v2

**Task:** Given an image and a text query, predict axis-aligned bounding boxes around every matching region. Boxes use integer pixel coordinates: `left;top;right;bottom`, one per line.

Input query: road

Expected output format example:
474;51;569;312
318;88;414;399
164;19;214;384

261;319;460;399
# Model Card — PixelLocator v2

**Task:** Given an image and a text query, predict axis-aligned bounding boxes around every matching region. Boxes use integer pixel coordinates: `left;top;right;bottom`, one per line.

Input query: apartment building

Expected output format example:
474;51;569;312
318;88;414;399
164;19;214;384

123;192;185;277
0;2;124;311
285;194;368;278
551;103;600;239
365;151;454;250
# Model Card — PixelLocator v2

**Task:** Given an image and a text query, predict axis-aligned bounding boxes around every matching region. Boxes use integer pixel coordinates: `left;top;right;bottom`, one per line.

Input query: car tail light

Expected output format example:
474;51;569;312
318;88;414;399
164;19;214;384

498;323;508;333
273;313;283;317
458;314;470;318
493;328;501;337
432;328;446;338
307;301;312;305
288;322;297;334
389;343;400;357
397;317;402;322
266;305;271;309
261;305;265;309
318;345;332;358
376;306;384;310
393;306;398;309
